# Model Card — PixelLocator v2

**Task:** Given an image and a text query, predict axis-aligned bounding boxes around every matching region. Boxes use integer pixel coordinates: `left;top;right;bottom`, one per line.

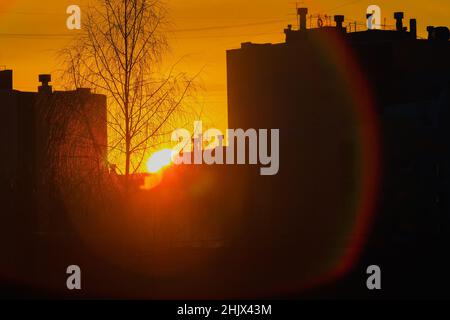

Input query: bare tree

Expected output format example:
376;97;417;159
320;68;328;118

61;0;196;176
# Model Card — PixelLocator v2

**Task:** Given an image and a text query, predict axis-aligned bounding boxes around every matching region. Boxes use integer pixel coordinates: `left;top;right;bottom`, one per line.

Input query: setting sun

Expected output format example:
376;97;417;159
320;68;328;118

146;149;173;173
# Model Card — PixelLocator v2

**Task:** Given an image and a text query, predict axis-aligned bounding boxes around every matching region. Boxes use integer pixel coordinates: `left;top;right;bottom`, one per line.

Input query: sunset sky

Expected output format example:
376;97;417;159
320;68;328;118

1;0;449;132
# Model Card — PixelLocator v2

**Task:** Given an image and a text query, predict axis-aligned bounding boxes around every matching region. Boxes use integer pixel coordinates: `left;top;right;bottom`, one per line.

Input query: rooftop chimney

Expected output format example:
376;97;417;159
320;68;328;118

410;19;417;39
334;15;344;29
298;7;308;31
394;12;404;32
0;70;13;91
38;74;52;94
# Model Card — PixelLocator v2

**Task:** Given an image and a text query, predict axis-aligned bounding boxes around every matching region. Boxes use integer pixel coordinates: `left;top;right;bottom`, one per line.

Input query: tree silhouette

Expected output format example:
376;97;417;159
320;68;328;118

61;0;196;176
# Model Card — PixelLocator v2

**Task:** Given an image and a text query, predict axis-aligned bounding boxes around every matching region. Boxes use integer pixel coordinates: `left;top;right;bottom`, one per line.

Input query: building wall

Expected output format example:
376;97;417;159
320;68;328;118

226;27;450;257
0;75;108;237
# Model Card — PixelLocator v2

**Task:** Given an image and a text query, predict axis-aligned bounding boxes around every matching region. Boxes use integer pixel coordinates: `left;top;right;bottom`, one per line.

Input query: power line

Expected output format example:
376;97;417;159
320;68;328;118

0;33;73;39
0;19;291;39
0;29;283;40
6;11;62;16
172;19;291;33
4;10;290;32
172;31;282;40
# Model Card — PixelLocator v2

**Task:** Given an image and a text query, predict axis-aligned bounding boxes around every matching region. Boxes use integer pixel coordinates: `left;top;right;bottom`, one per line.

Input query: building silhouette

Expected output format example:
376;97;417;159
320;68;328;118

225;9;450;296
0;70;107;282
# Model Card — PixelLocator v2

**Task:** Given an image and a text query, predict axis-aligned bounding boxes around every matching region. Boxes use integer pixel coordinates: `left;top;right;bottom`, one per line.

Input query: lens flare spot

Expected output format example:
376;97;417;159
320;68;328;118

146;148;173;173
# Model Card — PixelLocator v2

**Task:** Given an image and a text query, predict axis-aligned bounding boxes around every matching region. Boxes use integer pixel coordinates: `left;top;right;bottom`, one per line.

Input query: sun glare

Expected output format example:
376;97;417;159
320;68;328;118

146;149;173;173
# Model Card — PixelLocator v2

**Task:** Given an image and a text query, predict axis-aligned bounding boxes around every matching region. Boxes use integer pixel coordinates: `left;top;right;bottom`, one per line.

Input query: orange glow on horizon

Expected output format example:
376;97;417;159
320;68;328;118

1;0;449;173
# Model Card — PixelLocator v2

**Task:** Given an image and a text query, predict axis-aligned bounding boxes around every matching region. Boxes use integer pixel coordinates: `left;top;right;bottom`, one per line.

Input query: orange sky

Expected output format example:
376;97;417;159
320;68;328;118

1;0;449;132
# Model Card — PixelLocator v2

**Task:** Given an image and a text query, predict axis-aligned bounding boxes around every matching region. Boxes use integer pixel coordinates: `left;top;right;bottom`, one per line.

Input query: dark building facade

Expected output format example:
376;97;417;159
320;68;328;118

226;9;450;296
0;70;107;282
